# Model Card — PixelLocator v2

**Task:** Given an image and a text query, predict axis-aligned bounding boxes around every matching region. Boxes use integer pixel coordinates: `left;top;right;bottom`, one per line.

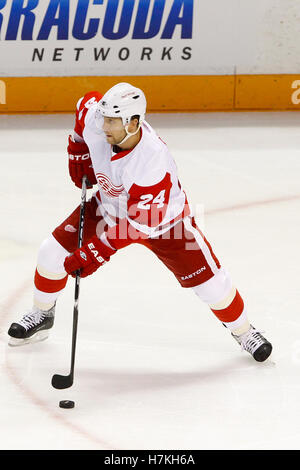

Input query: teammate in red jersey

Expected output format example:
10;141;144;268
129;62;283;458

8;83;272;362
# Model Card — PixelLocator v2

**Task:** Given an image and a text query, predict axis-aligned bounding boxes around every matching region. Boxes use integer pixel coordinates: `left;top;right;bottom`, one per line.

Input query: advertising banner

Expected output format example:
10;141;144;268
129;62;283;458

0;0;281;77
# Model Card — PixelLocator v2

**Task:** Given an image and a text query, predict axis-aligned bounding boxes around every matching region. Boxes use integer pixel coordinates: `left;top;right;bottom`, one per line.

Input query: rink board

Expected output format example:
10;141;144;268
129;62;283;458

1;0;300;113
0;74;300;113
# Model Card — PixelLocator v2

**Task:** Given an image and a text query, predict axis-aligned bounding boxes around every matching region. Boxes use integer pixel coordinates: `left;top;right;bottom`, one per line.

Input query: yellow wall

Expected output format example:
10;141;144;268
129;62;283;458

0;74;299;113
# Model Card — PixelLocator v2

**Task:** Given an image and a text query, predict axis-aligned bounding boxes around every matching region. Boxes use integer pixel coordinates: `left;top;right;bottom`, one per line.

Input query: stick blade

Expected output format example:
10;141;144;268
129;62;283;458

51;373;73;389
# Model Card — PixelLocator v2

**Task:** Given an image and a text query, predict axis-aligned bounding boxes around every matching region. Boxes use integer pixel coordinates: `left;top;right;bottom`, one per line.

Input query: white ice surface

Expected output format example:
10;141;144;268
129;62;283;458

0;111;300;450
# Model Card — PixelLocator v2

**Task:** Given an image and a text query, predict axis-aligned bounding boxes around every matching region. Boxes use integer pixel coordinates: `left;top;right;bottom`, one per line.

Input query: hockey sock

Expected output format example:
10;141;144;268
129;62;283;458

33;235;70;310
192;268;250;335
209;287;250;335
34;268;68;310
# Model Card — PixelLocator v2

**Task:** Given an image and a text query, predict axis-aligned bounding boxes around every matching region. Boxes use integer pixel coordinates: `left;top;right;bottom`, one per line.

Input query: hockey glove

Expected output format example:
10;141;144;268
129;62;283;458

64;235;116;278
67;135;97;189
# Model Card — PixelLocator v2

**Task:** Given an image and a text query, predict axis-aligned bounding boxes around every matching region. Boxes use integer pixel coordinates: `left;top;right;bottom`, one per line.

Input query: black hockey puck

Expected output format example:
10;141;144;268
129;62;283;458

59;400;75;409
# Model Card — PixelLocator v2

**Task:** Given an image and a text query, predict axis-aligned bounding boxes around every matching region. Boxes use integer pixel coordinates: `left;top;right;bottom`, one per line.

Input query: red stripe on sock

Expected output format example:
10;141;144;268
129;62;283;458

211;290;244;322
34;269;68;293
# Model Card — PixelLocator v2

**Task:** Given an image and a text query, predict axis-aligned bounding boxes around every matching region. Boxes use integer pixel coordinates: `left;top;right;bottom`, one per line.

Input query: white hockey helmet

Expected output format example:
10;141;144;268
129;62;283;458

96;82;147;127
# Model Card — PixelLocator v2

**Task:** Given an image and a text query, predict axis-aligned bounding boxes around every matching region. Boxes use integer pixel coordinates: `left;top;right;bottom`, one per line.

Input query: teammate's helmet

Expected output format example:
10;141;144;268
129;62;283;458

96;82;146;126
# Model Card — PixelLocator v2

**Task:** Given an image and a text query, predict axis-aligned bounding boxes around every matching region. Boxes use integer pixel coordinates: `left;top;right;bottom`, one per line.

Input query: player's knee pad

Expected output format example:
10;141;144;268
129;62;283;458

37;234;70;274
192;268;233;305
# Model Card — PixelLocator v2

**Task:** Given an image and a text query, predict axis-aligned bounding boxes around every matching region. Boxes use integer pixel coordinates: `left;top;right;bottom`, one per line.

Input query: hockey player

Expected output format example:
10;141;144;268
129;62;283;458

8;83;272;362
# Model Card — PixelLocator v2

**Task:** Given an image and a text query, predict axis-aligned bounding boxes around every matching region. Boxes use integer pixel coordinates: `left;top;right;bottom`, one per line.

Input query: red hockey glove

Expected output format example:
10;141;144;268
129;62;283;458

64;235;116;278
67;135;97;189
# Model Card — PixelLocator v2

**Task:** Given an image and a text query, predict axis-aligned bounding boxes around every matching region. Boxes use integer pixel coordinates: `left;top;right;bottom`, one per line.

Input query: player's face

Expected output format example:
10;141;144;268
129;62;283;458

102;117;126;145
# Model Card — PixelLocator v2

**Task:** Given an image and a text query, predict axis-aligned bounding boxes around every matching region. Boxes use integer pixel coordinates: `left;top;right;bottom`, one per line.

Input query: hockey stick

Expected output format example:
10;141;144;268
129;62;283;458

51;175;88;389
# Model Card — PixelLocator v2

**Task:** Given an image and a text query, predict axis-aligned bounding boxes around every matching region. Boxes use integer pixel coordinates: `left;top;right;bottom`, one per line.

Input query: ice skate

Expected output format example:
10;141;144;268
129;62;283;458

232;325;272;362
8;304;55;347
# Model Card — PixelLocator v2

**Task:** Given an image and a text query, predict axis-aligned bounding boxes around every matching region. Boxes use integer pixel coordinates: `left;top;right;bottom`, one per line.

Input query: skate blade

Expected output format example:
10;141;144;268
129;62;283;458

8;330;50;347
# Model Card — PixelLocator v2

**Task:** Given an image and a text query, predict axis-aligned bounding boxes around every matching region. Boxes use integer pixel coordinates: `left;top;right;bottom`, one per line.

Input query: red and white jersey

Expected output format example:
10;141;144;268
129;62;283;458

74;92;189;238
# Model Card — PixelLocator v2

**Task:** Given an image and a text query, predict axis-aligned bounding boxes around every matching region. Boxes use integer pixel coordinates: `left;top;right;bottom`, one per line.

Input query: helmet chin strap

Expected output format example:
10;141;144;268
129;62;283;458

117;123;141;146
